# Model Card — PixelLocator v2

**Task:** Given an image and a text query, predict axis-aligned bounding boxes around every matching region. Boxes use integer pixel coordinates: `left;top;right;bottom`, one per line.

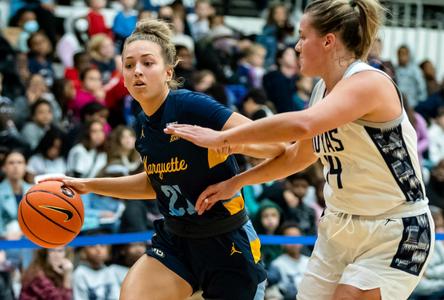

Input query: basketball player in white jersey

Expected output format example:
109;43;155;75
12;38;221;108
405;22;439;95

165;0;435;299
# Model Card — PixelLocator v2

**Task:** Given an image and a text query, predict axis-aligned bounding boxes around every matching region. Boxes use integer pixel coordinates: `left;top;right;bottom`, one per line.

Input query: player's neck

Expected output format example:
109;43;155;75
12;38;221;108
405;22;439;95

323;57;357;95
141;88;170;116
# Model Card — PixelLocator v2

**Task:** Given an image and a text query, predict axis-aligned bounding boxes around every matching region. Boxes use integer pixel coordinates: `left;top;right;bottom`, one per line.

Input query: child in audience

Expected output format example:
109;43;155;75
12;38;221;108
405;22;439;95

20;99;53;150
73;240;120;300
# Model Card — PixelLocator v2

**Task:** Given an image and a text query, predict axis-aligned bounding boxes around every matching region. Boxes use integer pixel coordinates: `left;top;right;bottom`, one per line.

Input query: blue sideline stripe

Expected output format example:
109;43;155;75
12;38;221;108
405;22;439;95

1;232;443;250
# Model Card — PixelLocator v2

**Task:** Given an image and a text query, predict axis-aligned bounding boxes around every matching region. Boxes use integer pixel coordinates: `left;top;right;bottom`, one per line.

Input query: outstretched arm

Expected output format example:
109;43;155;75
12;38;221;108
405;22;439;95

195;139;318;214
41;172;156;200
166;72;398;148
221;112;286;158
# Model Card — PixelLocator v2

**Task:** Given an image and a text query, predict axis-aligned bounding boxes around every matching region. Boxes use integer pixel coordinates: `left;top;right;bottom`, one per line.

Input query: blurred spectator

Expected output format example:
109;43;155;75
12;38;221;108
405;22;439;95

56;17;87;69
367;38;395;80
172;15;194;55
109;241;147;287
0;97;29;156
15;53;31;94
51;78;76;127
27;31;55;88
236;43;266;89
310;180;326;223
15;10;39;53
192;70;216;93
9;1;57;48
73;242;120;300
86;0;112;38
257;3;295;68
241;88;273;120
14;74;61;128
0;247;15;300
420;60;441;97
283;173;317;236
65;101;110;156
427;159;444;210
189;0;214;41
67;120;107;178
253;199;284;267
403;96;429;166
69;67;106;118
263;47;298;113
64;51;92;91
27;128;67;180
105;125;141;174
395;45;427;107
20;99;54;150
268;223;309;300
20;247;73;300
293;75;313;111
410;206;444;300
428;107;444;166
112;0;138;53
103;55;129;127
0;150;32;237
88;34;117;84
82;188;124;232
195;24;238;83
416;87;444;122
119;200;161;232
174;45;195;90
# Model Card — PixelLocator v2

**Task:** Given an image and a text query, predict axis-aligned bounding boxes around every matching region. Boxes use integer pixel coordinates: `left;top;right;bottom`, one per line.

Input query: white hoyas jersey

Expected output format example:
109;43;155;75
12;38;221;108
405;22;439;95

310;61;428;216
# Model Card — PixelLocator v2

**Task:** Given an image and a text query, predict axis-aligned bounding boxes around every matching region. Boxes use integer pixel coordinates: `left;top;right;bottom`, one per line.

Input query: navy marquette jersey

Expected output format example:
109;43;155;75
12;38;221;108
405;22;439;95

134;89;248;238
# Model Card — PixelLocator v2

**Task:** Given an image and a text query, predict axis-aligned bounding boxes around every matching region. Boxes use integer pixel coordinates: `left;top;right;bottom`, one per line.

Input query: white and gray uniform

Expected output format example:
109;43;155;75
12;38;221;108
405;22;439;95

297;61;435;300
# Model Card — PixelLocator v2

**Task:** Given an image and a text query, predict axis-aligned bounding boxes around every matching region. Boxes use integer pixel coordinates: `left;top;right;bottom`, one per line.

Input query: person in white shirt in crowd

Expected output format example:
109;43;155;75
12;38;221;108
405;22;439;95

67;119;107;178
27;127;67;181
268;222;310;300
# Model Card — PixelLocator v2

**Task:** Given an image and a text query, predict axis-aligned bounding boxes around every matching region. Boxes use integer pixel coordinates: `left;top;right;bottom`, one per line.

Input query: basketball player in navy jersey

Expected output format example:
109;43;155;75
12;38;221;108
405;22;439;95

45;19;285;300
166;1;435;299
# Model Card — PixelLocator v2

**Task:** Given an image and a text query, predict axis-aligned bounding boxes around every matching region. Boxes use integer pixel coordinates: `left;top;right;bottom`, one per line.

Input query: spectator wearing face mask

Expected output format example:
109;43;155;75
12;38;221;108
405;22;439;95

16;10;39;53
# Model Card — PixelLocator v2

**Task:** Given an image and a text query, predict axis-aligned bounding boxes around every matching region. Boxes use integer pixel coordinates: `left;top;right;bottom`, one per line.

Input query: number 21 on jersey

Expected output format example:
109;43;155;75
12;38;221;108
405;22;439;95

160;185;196;216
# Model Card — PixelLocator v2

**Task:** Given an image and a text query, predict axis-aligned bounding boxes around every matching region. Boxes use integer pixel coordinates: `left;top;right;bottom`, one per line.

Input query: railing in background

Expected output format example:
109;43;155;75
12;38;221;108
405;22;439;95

1;232;443;249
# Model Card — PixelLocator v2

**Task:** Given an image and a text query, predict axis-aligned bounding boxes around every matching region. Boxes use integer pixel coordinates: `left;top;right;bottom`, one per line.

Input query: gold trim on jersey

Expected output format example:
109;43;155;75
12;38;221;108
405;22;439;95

222;195;245;215
207;149;228;169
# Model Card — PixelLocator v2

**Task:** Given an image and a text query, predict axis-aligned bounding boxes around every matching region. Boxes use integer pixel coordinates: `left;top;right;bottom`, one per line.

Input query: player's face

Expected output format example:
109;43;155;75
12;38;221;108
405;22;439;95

122;40;172;102
295;14;326;76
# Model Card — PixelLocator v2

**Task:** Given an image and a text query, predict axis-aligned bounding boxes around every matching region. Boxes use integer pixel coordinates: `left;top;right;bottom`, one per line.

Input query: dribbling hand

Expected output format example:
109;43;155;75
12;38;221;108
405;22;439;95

36;175;90;194
195;177;240;215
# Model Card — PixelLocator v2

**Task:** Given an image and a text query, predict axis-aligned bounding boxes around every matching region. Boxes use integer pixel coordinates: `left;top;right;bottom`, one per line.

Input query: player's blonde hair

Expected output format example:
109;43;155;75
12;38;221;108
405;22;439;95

123;19;179;89
305;0;385;60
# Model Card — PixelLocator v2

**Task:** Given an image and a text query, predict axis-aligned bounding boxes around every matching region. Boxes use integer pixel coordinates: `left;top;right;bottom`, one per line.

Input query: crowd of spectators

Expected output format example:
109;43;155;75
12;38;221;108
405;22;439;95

0;0;443;299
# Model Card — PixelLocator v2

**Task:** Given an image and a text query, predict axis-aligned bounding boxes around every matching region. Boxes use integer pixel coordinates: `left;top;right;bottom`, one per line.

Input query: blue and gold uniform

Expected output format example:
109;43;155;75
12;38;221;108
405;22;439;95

134;89;266;300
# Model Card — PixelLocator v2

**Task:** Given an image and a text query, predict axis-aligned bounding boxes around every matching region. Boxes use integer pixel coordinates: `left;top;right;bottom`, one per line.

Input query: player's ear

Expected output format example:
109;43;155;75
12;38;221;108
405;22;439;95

324;33;336;49
166;67;173;82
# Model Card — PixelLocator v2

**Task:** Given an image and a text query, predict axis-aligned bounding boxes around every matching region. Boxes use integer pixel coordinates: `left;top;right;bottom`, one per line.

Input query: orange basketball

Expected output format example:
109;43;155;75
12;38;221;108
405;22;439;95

18;181;84;248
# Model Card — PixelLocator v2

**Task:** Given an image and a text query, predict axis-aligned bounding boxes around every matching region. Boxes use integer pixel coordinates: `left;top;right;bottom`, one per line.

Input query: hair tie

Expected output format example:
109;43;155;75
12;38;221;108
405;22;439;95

349;0;357;8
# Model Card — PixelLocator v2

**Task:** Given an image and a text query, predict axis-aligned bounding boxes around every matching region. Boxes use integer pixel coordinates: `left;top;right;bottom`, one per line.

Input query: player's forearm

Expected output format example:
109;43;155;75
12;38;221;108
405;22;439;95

235;142;317;187
238;142;286;159
221;111;309;145
83;172;156;200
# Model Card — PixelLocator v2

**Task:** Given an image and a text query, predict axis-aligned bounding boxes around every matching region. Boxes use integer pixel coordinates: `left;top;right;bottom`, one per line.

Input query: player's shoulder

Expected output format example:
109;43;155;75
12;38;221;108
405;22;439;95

169;89;214;104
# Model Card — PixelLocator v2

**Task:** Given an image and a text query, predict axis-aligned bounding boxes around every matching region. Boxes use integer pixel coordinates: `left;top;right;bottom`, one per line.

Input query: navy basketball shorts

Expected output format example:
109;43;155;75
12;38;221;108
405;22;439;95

147;219;267;300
